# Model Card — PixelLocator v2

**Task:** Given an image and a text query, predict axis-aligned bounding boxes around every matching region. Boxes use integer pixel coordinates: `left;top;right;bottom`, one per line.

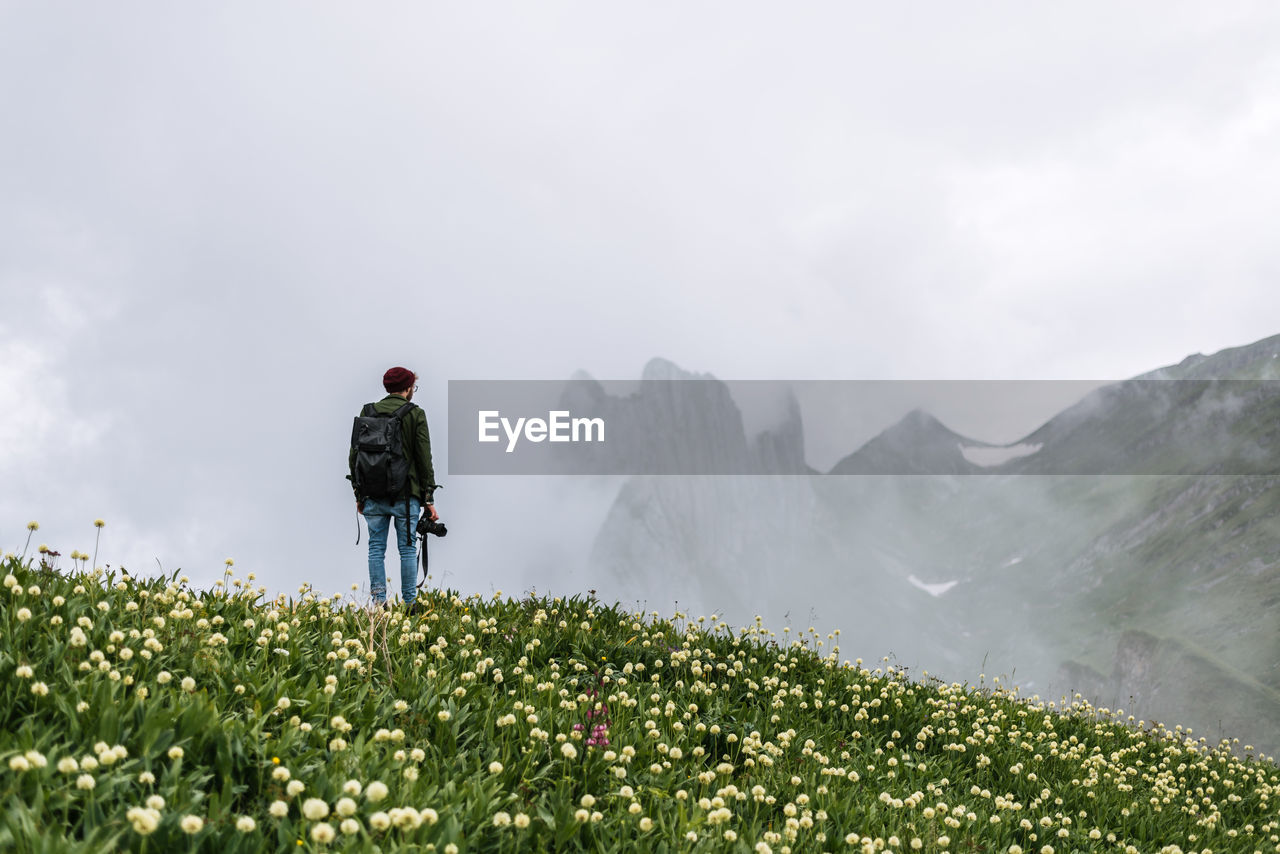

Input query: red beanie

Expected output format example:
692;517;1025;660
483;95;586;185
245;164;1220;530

383;366;416;393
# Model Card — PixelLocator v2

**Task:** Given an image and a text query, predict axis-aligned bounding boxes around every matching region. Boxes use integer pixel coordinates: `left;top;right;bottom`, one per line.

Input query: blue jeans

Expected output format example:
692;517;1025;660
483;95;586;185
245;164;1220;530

362;496;420;605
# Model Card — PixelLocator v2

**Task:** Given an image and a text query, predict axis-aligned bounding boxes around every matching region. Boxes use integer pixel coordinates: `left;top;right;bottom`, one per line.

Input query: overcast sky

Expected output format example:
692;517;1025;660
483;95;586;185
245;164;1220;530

3;2;1279;602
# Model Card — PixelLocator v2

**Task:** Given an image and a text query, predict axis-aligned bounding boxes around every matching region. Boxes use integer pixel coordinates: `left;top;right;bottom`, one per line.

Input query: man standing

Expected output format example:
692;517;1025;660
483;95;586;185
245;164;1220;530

348;366;439;611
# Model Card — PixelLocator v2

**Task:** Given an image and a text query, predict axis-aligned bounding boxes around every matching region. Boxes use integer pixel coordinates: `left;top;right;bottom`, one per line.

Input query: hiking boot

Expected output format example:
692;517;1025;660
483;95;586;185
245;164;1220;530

406;600;421;617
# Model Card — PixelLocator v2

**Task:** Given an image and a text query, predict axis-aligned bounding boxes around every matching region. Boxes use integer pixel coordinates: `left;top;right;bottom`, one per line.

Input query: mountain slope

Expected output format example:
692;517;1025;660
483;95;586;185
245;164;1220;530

590;334;1280;756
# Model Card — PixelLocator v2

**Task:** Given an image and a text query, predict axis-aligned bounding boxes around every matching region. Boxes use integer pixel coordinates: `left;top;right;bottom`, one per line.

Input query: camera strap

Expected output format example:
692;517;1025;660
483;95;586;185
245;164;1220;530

418;529;428;590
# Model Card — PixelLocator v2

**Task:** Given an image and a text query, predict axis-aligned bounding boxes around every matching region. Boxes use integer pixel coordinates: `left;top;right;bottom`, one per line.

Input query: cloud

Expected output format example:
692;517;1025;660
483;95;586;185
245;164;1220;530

0;335;62;471
944;49;1280;378
1;2;1278;607
0;288;115;476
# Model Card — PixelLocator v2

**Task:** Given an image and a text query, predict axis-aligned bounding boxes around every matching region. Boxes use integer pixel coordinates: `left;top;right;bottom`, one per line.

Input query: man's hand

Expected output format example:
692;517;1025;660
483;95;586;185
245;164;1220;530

357;500;365;514
425;503;438;522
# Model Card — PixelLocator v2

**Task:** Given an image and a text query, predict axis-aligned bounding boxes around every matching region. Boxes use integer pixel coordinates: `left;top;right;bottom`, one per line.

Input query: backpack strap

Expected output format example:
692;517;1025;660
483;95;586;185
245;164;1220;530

392;401;417;550
361;402;377;417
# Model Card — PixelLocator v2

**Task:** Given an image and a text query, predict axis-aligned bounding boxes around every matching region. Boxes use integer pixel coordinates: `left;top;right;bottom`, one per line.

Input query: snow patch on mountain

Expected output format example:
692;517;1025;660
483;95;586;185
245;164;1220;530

908;575;960;597
959;442;1042;467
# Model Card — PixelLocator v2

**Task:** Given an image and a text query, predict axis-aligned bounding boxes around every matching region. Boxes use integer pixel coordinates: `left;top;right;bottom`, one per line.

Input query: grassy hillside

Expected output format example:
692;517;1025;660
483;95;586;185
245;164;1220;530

2;553;1279;854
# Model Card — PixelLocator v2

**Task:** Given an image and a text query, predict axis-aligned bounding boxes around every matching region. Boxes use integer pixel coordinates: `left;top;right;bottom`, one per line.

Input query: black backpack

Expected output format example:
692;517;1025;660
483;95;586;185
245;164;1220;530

350;401;417;501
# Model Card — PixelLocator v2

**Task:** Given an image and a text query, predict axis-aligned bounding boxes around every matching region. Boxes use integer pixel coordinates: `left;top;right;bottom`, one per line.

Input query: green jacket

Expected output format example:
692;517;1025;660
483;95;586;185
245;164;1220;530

348;395;439;505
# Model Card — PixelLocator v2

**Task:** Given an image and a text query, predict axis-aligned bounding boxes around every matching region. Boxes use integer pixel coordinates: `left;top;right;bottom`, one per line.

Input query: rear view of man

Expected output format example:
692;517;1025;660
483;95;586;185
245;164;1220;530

348;366;439;611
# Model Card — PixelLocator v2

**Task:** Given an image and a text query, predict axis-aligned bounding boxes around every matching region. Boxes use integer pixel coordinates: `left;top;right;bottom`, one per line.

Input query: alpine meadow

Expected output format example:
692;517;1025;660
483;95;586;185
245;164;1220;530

2;535;1278;854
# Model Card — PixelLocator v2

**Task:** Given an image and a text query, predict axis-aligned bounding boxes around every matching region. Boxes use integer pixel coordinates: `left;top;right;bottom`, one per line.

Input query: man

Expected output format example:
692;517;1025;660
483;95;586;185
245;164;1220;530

348;366;439;611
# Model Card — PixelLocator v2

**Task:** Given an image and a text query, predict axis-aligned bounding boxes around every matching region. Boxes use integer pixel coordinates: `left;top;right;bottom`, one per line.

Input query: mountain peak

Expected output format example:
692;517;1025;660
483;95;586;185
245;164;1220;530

829;409;981;475
641;357;716;382
898;408;953;434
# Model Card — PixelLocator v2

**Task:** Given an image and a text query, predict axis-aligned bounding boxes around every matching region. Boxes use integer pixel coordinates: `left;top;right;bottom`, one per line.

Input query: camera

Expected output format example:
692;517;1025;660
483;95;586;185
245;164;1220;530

417;515;448;538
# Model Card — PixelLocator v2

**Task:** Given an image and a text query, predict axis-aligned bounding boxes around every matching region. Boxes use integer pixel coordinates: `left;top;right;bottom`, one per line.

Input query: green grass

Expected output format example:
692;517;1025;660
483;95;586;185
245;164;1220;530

2;552;1279;854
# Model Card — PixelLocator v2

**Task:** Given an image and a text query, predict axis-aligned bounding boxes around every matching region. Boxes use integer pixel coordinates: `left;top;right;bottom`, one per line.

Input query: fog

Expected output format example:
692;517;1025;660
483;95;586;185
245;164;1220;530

4;2;1280;752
